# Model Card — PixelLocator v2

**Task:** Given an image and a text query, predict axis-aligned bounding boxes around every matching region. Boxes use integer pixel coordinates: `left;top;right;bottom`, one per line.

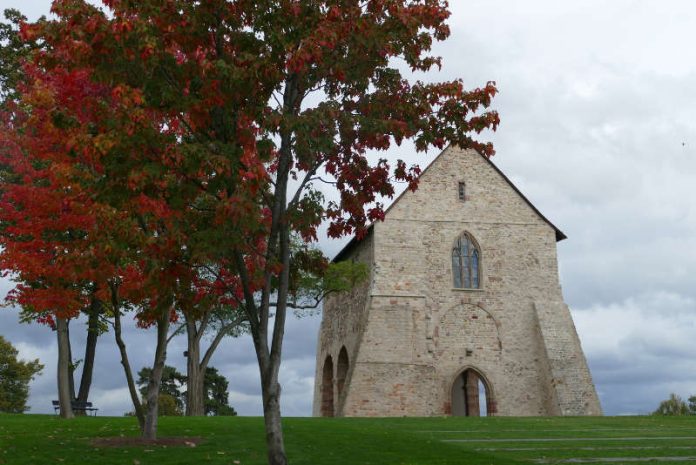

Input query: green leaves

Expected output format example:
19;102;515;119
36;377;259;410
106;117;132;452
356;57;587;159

286;238;368;315
0;335;44;413
323;260;369;294
0;9;41;107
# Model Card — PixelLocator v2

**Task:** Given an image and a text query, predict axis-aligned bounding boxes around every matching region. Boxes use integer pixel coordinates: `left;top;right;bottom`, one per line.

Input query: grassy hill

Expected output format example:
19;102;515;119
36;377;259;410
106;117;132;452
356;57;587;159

2;414;696;464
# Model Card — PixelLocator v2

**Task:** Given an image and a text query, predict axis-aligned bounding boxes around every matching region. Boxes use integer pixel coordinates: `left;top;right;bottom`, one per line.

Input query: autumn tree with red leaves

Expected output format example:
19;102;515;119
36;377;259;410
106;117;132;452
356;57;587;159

5;0;498;462
1;10;110;413
0;64;105;418
0;35;199;436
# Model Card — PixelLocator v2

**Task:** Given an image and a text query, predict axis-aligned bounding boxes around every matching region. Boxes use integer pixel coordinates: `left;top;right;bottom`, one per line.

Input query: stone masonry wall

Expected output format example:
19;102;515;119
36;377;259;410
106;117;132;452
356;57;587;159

314;146;601;417
534;301;603;415
312;234;373;417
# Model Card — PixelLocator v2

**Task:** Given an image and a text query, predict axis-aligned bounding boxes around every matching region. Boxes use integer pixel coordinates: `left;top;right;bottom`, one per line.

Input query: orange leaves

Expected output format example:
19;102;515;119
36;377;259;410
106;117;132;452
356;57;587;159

111;18;133;36
111;85;144;107
92;134;116;157
133;194;179;225
22;78;55;108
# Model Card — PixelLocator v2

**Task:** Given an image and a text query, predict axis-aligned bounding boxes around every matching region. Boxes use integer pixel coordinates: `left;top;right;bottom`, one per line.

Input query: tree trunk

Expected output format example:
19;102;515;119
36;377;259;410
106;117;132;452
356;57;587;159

55;318;74;419
112;287;145;431
185;320;205;416
66;320;76;402
261;377;287;465
142;310;170;440
185;313;236;416
257;74;296;465
76;299;101;405
234;74;297;465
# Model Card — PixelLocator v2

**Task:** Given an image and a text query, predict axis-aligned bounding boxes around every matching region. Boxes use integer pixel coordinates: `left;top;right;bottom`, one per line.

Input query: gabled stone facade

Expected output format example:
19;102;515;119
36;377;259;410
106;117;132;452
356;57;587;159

312;146;602;417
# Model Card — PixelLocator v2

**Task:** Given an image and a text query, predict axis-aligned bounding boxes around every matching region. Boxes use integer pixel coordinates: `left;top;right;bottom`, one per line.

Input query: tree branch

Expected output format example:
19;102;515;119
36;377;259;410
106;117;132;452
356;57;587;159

195;312;211;345
232;249;261;334
287;163;320;210
199;315;244;371
309;175;337;186
166;322;186;345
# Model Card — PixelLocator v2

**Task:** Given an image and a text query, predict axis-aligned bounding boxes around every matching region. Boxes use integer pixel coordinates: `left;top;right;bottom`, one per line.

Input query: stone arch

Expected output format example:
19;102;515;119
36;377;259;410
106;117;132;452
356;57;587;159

336;346;349;399
320;355;334;417
434;303;502;356
450;366;497;417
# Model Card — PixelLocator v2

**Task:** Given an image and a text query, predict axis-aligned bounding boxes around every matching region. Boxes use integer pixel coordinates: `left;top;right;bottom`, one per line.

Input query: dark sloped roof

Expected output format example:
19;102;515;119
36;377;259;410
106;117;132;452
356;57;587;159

332;148;566;262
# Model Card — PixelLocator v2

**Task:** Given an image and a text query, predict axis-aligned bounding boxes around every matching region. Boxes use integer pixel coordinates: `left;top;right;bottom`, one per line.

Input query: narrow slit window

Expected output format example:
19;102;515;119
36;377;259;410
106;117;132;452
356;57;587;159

452;232;481;289
458;182;466;201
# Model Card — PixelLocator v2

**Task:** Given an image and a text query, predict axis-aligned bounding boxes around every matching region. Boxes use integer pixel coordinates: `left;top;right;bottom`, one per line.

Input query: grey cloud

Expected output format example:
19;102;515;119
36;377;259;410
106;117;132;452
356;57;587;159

574;292;696;414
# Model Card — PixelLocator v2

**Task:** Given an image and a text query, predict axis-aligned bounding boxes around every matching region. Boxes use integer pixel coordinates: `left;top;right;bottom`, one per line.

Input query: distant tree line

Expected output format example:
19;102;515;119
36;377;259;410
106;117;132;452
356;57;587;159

653;393;696;416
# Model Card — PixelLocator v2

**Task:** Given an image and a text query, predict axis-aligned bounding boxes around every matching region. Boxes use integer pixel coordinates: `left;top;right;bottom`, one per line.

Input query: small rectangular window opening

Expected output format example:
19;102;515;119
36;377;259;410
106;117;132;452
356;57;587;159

458;182;466;201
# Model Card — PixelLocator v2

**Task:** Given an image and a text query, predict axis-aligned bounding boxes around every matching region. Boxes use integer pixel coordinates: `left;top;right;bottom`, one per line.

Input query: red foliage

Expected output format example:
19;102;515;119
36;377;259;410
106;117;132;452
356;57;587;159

1;0;498;338
1;20;198;324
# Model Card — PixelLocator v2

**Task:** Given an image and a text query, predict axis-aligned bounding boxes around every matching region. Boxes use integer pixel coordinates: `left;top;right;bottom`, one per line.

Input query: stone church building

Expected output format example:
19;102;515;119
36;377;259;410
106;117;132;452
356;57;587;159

312;146;602;417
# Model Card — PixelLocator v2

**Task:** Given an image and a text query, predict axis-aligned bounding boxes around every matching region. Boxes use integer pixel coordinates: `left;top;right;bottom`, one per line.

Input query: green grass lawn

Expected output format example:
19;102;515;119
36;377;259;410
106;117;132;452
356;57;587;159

2;414;696;465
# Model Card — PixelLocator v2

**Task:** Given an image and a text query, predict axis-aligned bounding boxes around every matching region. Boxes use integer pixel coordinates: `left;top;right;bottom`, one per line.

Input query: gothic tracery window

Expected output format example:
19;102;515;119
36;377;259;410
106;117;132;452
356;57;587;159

452;232;480;289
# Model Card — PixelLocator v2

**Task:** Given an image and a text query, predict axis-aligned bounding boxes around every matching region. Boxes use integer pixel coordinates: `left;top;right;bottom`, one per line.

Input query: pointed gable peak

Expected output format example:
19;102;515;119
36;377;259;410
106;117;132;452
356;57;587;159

333;146;565;262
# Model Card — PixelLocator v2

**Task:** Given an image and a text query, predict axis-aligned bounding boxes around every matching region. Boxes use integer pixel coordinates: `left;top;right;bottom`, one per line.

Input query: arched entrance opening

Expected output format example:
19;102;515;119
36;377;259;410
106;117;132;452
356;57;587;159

336;347;349;399
451;368;496;417
320;355;334;417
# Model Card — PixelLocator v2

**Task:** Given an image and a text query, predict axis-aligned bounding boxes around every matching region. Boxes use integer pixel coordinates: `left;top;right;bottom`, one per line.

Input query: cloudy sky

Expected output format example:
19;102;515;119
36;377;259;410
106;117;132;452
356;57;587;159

1;0;695;417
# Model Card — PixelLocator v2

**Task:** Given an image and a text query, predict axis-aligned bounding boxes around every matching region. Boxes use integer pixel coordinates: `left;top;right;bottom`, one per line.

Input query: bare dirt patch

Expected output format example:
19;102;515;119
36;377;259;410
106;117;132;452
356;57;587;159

92;437;203;448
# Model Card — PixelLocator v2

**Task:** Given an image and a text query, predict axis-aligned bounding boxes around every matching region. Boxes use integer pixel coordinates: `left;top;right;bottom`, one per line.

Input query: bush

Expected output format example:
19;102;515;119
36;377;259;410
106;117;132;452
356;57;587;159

215;404;237;416
157;393;183;416
0;336;43;413
124;393;183;417
653;393;692;416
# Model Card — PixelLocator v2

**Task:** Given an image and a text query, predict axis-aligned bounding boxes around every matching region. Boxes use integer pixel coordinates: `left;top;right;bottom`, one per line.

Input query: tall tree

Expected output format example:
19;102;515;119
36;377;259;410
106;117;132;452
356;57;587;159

0;335;43;413
179;4;497;463
203;367;237;416
136;365;186;411
0;33;190;436
0;7;79;419
8;1;498;462
0;97;93;419
1;11;109;416
0;11;105;404
134;364;237;416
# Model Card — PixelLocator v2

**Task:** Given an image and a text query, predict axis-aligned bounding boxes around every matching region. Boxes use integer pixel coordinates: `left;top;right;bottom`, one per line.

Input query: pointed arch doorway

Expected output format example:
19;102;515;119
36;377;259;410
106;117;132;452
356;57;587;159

320;356;334;417
451;368;496;416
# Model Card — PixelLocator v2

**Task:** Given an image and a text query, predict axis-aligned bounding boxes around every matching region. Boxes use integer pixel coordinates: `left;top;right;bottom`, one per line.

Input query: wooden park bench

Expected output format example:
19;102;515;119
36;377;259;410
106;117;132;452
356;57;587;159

52;400;99;416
